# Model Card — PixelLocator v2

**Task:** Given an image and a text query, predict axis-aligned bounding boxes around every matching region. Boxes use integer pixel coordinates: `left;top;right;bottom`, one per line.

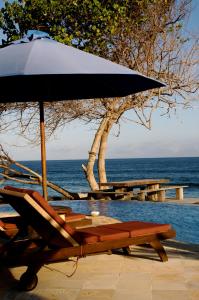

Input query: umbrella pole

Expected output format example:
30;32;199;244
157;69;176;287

39;101;48;200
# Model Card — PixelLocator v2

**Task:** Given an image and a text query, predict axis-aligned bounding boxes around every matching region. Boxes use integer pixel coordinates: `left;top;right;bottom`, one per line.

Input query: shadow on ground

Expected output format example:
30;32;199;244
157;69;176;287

113;239;199;262
0;266;47;300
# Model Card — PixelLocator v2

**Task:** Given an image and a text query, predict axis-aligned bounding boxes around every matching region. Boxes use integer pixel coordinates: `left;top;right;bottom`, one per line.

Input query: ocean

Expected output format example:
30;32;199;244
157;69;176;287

0;157;199;244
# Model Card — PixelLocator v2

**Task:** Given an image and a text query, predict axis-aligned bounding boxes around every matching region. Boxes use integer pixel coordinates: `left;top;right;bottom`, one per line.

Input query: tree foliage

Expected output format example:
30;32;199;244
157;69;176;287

0;0;198;191
0;0;157;56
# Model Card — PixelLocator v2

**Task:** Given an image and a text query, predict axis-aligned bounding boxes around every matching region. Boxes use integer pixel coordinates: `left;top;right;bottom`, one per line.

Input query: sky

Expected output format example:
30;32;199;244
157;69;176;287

0;0;198;161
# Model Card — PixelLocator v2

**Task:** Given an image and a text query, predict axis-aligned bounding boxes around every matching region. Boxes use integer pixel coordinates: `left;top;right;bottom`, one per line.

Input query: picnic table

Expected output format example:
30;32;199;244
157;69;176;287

99;179;187;201
100;179;169;190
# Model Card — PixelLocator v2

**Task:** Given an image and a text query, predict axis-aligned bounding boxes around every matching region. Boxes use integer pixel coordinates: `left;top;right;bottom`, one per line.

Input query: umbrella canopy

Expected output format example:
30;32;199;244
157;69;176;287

0;31;165;199
0;33;164;101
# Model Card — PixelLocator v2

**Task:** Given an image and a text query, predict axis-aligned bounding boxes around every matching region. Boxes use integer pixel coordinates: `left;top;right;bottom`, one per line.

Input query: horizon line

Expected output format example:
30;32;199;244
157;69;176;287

17;155;199;162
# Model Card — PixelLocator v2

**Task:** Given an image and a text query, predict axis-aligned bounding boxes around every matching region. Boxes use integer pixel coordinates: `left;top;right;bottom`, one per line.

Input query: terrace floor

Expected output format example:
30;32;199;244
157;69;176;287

0;216;198;300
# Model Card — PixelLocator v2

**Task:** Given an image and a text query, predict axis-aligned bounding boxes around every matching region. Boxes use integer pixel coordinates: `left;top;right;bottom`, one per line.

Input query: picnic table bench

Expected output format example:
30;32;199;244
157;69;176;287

87;190;132;200
136;185;188;201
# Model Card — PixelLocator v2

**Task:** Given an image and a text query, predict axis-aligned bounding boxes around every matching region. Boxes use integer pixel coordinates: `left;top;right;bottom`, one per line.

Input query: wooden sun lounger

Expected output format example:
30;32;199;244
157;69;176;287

0;187;176;291
0;186;92;229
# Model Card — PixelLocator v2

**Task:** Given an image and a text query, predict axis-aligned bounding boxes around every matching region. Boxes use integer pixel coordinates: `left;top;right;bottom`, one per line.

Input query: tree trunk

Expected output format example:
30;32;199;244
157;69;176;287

97;121;113;189
82;117;109;191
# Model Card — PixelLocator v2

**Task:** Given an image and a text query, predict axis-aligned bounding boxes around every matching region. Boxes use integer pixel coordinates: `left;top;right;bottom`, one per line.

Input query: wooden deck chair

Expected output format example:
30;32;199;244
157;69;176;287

2;186;92;228
0;187;176;291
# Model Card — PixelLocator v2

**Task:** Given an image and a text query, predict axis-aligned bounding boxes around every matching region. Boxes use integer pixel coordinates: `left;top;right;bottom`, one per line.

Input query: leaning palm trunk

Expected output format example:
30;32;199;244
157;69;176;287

82;117;109;190
97;120;114;188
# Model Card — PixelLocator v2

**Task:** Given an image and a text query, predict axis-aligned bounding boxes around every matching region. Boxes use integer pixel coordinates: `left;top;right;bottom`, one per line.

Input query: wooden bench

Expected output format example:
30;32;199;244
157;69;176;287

87;190;133;200
136;185;188;201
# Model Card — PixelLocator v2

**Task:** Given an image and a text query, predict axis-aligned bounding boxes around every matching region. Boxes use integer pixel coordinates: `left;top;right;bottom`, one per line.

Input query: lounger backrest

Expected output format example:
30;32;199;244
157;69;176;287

0;219;5;231
4;186;74;234
0;188;79;247
4;186;75;235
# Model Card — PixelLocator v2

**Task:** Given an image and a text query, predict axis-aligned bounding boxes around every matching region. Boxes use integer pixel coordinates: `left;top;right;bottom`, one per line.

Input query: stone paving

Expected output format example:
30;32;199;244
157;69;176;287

0;241;198;300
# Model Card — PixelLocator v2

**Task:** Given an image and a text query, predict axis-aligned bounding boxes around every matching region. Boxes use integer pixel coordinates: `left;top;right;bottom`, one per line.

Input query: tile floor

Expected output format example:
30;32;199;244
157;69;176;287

0;240;198;300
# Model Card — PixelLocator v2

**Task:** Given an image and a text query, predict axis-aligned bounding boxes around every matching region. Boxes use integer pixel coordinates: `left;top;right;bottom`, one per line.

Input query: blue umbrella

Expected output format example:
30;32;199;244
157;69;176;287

0;31;165;199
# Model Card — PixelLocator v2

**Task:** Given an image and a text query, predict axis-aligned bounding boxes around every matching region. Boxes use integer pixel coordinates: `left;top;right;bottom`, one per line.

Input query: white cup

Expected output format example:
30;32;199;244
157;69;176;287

91;211;100;217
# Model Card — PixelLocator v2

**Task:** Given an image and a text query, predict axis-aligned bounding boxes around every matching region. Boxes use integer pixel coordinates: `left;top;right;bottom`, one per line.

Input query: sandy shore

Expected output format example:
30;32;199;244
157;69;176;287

0;215;199;300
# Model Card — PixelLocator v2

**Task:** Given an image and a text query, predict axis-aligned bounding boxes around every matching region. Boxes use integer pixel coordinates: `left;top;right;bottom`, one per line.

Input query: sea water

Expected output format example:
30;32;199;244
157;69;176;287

0;157;199;244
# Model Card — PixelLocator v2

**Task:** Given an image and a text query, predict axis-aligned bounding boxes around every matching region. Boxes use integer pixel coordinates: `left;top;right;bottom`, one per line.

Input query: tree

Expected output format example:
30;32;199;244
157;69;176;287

0;0;198;192
82;0;199;190
0;0;146;55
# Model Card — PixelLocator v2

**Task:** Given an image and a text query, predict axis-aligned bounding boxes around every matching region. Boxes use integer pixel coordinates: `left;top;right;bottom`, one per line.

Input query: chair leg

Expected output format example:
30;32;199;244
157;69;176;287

122;246;131;255
18;263;43;291
150;240;168;262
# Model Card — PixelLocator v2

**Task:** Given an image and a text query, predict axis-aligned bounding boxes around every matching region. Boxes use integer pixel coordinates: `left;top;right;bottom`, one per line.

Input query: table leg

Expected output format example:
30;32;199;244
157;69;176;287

147;184;159;201
176;188;183;200
137;187;146;201
158;190;166;201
